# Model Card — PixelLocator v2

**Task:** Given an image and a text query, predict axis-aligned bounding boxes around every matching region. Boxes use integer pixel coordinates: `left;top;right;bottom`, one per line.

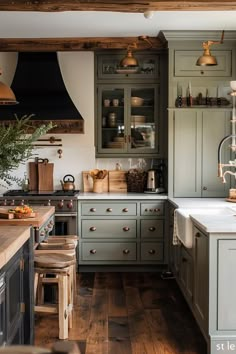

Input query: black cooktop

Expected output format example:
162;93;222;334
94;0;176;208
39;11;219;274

3;190;80;197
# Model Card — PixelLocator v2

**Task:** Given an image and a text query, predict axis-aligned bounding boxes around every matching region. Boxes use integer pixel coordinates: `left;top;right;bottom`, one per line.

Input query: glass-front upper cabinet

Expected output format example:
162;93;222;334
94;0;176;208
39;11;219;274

96;84;159;157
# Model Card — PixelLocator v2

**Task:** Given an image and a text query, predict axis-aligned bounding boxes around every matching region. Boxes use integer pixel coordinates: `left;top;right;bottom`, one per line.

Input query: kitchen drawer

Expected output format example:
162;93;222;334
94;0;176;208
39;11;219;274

81;242;137;261
81;202;137;216
141;242;164;262
81;219;137;238
174;50;232;77
141;219;164;239
140;202;164;216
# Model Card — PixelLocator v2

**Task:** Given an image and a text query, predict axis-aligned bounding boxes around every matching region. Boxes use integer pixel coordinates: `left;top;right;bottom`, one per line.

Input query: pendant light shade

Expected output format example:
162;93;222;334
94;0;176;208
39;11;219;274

120;49;139;67
0;71;18;105
196;30;224;67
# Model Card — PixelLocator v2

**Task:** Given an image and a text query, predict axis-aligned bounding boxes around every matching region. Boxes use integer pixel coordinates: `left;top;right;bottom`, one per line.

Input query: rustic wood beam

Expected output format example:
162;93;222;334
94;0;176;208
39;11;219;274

0;0;235;12
0;37;164;52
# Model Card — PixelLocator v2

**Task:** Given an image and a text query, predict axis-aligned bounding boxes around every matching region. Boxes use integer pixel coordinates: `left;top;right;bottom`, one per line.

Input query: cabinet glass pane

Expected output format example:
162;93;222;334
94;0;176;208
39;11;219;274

101;88;125;150
130;87;156;151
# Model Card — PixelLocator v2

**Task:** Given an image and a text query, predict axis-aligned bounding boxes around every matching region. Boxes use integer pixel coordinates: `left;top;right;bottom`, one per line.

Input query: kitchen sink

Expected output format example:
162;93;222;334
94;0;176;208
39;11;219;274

174;207;234;248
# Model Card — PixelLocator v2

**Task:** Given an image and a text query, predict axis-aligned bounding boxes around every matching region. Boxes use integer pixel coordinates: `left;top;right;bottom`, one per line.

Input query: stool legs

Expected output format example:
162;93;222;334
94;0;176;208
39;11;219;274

58;273;68;339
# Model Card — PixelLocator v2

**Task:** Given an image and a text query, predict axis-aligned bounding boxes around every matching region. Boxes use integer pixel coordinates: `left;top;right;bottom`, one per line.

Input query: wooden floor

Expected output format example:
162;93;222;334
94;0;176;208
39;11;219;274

34;272;207;354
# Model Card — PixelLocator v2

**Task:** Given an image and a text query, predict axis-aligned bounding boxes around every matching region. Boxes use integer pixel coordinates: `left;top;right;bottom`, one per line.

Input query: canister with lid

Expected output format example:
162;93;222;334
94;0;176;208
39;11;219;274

108;112;116;127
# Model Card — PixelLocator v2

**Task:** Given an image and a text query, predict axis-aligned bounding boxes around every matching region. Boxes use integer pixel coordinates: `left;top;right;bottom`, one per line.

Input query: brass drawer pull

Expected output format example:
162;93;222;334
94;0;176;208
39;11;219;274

107;208;112;212
123;249;130;254
195;232;201;238
123;208;129;212
148;249;156;255
154;208;160;212
90;249;97;254
123;226;130;231
145;208;148;212
149;208;153;212
90;226;97;231
149;227;156;232
90;208;96;212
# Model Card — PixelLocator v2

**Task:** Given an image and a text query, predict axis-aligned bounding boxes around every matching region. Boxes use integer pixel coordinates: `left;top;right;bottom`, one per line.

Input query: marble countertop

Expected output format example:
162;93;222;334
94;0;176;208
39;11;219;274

168;197;231;209
77;192;168;200
190;213;236;234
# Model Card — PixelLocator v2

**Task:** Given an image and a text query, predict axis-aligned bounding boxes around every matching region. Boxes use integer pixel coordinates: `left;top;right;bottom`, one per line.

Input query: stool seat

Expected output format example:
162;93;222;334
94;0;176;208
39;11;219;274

34;253;75;268
37;242;75;250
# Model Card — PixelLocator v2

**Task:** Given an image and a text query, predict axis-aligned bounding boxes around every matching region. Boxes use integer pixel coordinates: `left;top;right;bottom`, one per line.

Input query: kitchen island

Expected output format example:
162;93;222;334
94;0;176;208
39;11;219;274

0;206;55;346
169;198;236;354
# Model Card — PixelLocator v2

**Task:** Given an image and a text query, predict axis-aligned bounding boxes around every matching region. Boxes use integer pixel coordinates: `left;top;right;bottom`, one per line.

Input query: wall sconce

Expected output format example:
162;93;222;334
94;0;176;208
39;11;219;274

196;30;224;66
0;69;18;105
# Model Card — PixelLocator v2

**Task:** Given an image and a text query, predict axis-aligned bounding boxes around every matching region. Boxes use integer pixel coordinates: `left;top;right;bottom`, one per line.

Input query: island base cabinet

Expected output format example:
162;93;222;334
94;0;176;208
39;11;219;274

178;246;193;305
81;242;137;262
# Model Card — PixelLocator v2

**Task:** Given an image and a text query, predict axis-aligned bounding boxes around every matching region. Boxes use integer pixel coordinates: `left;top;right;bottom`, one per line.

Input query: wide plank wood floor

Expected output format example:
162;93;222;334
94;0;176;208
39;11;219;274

34;272;207;354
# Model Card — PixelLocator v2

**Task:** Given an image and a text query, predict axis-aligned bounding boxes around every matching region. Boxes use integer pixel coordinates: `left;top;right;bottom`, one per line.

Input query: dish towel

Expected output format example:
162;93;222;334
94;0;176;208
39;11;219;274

173;209;181;245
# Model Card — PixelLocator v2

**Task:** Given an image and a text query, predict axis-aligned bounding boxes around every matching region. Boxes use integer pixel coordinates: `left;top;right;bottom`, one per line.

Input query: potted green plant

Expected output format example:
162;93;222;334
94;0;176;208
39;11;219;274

0;114;54;187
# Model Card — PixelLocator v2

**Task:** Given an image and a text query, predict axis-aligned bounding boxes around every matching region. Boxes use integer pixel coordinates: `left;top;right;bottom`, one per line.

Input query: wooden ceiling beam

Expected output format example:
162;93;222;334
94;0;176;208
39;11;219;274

0;0;235;12
0;37;164;52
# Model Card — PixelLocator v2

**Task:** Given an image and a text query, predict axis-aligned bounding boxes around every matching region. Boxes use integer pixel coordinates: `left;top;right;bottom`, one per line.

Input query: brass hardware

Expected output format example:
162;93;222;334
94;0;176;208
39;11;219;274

195;232;201;238
123;249;130;254
123;226;130;231
149;227;156;232
123;208;129;212
149;209;153;212
203;186;207;190
120;36;153;68
90;226;96;231
107;208;112;212
57;149;63;158
90;208;96;212
148;249;156;255
154;208;160;212
196;30;224;66
90;249;97;254
20;303;25;313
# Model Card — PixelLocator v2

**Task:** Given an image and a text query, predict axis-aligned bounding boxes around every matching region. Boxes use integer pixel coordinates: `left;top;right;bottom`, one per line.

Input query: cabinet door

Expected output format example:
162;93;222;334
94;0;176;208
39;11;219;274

193;228;208;333
202;110;231;197
173;110;202;197
179;246;193;304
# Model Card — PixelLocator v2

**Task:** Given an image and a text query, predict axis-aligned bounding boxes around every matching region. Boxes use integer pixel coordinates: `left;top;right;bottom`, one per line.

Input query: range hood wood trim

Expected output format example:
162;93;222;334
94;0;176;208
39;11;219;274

1;119;84;134
0;0;235;12
0;37;164;51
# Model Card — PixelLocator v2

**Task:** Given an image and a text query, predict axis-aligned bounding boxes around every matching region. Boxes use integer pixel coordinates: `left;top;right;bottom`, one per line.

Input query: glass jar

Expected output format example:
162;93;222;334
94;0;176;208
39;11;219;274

108;112;116;127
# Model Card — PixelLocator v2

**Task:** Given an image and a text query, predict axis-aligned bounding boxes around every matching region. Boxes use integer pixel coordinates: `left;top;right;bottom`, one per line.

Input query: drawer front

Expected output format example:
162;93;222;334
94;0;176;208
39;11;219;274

174;50;232;77
82;219;137;238
141;242;164;262
81;242;137;261
81;203;137;216
140;202;164;216
141;219;164;239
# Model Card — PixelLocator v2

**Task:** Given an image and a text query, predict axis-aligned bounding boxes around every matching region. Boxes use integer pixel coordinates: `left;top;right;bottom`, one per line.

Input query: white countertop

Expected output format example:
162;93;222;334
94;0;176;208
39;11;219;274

77;192;168;200
168;197;231;209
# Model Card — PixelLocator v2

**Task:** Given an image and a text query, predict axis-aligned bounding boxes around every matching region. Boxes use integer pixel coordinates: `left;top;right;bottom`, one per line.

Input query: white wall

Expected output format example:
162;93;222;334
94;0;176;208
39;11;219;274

0;52;154;194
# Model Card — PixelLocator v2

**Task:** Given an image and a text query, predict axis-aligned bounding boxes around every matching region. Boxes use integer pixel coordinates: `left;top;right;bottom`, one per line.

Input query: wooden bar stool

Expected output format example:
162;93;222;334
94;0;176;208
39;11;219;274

34;253;75;340
0;341;81;353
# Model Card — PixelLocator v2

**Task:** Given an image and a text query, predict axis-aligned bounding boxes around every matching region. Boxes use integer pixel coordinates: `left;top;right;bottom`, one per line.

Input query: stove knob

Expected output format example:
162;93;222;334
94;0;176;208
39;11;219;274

58;200;64;208
10;200;15;206
47;200;51;206
67;200;73;209
20;199;25;206
2;199;7;206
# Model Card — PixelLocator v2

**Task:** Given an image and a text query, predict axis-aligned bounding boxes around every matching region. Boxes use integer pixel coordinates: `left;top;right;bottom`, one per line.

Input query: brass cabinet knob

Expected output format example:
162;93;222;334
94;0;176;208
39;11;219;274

148;249;156;255
149;208;153;212
203;186;207;190
148;227;156;232
154;208;160;212
195;232;201;238
90;208;96;212
123;226;130;231
40;230;45;237
123;249;130;254
90;226;96;231
145;208;148;212
107;208;112;212
123;208;129;212
182;257;187;262
90;249;96;254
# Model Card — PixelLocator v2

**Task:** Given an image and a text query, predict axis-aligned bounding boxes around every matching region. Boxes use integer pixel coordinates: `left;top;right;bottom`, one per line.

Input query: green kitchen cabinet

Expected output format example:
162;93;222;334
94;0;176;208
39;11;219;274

178;246;194;306
78;199;167;267
95;51;168;158
169;108;231;197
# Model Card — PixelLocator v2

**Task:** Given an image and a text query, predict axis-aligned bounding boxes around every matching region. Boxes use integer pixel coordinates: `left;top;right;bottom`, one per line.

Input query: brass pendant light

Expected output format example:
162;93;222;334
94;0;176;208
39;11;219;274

120;43;138;67
196;30;224;66
0;69;18;105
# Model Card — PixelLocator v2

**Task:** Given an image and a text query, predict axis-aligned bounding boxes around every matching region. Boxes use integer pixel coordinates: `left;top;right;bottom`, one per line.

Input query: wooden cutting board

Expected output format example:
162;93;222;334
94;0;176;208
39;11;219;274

0;210;14;219
28;162;38;191
82;171;109;192
38;162;54;191
108;170;127;193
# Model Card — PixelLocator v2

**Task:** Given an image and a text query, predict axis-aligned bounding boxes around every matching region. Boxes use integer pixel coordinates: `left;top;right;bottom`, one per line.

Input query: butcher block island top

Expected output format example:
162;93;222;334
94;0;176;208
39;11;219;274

0;206;55;227
0;225;31;268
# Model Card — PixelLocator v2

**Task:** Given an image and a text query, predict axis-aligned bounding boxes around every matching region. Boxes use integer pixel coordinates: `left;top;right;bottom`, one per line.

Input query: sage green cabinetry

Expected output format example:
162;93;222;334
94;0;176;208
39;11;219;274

78;199;167;266
95;51;167;158
169;109;231;197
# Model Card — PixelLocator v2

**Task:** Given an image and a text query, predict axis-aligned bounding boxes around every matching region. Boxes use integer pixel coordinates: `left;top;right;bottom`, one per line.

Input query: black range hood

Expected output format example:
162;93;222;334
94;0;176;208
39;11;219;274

0;52;84;133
